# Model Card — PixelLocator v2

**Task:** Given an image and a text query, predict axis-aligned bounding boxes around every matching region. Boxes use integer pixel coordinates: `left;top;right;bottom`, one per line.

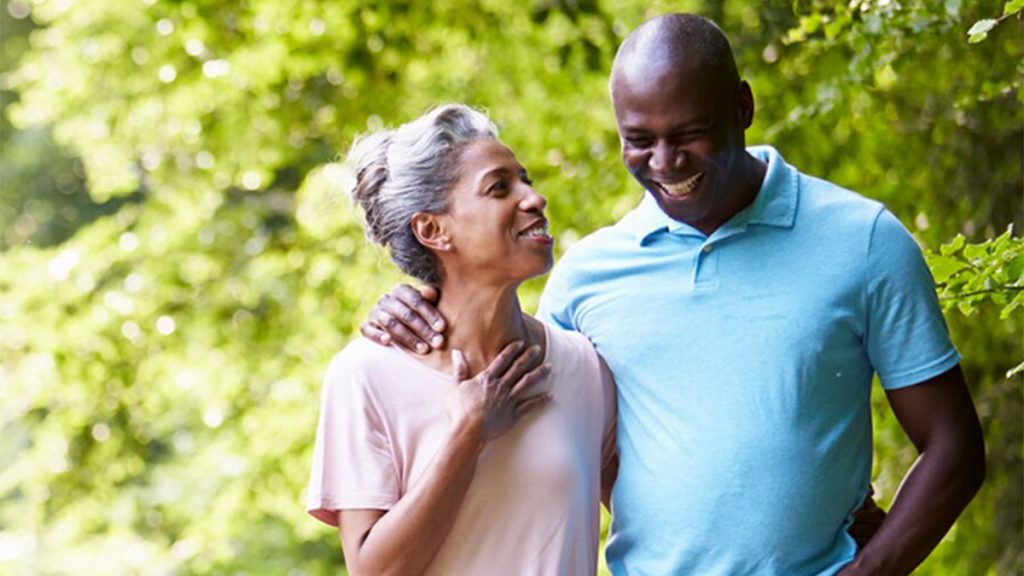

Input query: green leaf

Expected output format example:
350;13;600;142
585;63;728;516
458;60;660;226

1004;0;1024;17
999;295;1021;319
968;18;999;36
963;242;990;261
956;300;977;316
928;255;969;282
968;18;999;43
940;233;966;256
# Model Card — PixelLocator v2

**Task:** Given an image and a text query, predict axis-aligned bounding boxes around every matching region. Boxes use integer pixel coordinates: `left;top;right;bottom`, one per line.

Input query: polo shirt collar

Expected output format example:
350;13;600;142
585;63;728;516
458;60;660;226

622;145;799;245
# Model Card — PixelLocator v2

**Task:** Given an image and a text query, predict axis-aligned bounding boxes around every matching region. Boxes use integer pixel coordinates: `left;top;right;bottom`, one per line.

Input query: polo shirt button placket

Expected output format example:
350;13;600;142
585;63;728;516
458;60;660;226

694;242;719;289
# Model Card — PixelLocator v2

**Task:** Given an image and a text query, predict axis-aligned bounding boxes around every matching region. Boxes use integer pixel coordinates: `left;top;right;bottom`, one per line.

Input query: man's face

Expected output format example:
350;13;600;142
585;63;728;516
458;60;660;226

613;63;751;233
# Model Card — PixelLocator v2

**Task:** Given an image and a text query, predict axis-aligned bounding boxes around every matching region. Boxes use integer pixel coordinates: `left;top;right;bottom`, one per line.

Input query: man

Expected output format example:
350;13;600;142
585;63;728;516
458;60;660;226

360;14;984;575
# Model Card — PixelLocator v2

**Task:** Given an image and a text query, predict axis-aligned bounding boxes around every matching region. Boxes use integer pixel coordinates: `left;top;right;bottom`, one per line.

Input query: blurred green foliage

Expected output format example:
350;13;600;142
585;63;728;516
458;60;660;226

0;0;1020;574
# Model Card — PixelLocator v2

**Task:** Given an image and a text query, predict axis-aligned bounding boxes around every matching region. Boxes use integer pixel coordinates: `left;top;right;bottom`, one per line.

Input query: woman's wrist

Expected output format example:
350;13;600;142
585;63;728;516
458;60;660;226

449;415;487;455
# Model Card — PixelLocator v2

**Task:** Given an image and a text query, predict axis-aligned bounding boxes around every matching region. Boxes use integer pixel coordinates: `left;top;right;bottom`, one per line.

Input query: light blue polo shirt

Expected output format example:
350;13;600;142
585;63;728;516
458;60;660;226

537;146;960;575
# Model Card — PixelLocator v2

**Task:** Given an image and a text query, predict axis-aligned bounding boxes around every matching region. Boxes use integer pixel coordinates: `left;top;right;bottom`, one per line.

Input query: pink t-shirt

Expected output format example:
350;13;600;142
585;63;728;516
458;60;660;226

307;323;615;576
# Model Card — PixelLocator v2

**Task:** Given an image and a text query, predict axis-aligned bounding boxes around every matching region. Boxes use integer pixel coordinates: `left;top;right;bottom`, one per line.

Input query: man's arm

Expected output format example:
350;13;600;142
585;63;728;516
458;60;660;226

839;364;985;576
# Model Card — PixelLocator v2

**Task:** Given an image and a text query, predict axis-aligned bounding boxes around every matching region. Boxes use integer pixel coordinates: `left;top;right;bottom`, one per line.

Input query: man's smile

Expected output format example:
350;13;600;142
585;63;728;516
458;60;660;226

657;172;704;198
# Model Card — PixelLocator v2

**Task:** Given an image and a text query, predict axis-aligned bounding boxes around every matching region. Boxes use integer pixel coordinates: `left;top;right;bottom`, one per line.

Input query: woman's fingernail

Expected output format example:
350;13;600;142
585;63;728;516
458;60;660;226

416;343;428;353
431;335;443;347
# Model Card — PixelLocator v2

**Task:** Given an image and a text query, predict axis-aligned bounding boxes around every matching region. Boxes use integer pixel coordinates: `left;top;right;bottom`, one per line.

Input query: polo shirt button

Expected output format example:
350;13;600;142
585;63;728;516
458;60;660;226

703;244;713;254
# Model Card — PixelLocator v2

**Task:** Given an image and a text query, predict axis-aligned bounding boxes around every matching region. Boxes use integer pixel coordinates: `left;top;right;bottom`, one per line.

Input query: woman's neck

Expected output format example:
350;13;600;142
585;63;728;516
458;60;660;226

431;279;532;375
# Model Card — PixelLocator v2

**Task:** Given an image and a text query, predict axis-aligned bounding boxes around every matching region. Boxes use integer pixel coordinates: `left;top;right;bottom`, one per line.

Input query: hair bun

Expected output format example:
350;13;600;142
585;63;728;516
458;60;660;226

347;130;394;246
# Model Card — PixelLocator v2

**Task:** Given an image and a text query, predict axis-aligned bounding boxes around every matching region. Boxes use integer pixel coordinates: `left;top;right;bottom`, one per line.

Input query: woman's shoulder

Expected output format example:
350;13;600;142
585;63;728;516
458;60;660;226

540;319;593;352
328;336;391;369
323;337;408;390
536;319;601;372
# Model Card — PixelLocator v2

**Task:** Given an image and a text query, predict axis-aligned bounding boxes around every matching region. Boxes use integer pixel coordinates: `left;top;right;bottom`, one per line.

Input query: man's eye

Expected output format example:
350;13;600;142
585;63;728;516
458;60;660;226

625;137;653;148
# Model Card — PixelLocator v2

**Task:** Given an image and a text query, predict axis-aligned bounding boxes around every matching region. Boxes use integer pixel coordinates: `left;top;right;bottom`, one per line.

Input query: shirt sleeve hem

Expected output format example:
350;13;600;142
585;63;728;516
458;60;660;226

307;493;396;527
879;348;961;390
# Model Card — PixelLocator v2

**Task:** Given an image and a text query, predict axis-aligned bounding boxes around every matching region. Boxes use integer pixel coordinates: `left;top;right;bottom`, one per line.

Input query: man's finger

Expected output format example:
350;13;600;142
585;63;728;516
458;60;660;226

371;309;431;354
514;393;552;418
378;294;441;349
418;285;440;305
395;284;447;335
508;363;551;399
359;322;392;346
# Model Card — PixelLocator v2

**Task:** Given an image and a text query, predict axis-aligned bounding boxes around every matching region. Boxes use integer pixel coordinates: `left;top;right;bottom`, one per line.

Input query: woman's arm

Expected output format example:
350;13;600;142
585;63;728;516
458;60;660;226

338;418;485;576
338;343;552;576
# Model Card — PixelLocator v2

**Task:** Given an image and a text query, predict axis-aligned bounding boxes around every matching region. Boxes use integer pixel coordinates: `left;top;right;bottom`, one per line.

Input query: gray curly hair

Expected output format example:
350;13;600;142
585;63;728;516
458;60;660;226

347;104;499;284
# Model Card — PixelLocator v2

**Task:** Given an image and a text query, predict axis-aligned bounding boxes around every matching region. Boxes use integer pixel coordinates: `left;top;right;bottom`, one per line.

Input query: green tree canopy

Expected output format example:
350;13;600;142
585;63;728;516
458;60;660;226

1;1;1020;574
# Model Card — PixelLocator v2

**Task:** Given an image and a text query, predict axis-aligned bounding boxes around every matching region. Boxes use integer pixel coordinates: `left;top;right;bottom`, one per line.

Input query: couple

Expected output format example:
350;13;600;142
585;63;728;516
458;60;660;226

307;13;985;576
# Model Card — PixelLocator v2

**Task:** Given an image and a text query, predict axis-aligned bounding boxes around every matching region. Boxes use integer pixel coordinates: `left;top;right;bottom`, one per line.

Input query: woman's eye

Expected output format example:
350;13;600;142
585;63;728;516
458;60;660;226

488;180;509;195
521;175;534;186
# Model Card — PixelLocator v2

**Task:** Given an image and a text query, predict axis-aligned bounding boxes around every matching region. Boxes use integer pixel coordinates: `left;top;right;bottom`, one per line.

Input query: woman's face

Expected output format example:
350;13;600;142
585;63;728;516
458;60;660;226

437;139;554;286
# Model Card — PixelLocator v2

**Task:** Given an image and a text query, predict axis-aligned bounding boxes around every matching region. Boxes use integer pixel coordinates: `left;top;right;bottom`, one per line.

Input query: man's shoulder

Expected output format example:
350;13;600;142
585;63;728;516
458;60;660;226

556;215;641;266
799;171;882;209
795;171;886;229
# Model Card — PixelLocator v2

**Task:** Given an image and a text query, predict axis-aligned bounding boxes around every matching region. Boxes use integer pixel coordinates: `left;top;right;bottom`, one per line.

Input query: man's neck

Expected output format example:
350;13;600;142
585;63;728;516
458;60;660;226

693;150;768;236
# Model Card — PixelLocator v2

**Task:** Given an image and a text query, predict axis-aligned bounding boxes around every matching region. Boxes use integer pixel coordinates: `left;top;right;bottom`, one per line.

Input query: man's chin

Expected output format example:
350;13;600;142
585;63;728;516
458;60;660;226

649;191;707;226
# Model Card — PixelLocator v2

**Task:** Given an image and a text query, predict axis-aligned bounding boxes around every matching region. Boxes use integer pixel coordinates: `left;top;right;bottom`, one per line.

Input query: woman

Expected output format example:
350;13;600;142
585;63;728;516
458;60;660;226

307;104;616;575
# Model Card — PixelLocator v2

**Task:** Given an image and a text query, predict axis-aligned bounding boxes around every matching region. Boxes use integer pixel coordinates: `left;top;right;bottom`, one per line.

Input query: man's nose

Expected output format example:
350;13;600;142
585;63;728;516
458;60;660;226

649;142;681;174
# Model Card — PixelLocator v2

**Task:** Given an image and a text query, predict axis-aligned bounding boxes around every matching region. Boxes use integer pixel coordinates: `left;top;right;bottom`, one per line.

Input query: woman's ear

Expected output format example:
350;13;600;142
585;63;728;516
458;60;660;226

411;212;451;253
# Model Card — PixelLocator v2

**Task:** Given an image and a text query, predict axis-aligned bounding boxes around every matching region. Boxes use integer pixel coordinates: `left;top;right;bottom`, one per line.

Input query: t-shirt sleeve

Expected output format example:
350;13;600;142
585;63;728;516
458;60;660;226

307;353;400;526
537;259;578;331
865;209;961;389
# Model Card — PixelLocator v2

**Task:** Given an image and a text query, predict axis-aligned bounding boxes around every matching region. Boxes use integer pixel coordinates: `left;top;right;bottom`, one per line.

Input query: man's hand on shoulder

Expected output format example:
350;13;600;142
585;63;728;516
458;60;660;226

360;284;447;354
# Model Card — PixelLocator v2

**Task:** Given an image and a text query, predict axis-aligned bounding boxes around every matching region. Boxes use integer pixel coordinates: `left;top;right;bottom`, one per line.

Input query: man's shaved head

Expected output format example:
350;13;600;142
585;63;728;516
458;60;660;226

608;13;761;234
611;14;739;101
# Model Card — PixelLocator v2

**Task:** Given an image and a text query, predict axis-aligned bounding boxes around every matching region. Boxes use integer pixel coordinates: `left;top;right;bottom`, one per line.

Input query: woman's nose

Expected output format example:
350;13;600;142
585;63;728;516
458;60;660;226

520;185;547;212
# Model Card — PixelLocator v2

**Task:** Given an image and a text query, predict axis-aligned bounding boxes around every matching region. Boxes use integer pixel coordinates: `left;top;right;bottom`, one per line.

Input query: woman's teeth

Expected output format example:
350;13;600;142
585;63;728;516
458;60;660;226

662;172;703;197
521;223;549;238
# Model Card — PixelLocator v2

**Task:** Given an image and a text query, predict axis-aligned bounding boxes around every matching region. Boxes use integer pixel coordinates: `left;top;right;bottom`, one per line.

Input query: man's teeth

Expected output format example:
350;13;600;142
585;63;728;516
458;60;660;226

521;223;549;238
662;173;703;197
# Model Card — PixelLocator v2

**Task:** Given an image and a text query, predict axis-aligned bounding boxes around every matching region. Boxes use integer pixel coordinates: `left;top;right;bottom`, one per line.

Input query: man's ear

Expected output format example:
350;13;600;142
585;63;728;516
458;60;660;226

411;212;451;253
737;80;755;130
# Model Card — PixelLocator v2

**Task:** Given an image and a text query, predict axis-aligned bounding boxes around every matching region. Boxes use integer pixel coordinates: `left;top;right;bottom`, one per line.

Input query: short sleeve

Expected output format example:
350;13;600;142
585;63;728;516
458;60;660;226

598;357;618;469
307;353;400;526
537;259;578;331
865;209;960;389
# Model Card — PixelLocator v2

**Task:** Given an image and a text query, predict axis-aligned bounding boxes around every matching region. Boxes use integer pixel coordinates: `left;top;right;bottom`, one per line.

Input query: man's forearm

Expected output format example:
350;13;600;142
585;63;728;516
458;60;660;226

840;440;984;575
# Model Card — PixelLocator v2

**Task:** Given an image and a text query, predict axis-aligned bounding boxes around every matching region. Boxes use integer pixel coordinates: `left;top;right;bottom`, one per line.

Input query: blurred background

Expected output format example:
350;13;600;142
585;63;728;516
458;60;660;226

1;0;1021;574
